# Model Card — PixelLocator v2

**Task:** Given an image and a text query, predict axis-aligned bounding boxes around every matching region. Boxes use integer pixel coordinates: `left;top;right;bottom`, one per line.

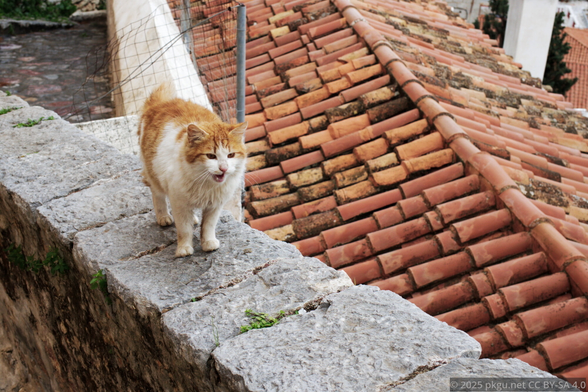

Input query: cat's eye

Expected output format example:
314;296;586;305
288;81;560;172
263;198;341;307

206;154;217;160
227;153;235;158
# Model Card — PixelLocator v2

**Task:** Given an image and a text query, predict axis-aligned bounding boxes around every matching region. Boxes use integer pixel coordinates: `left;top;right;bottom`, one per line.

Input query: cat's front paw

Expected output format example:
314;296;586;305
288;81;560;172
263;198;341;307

175;244;194;257
201;239;220;252
193;213;199;225
157;215;173;226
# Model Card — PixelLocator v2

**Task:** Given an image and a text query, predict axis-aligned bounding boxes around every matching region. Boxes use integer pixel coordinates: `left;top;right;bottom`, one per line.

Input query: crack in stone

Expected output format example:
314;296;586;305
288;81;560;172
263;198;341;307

74;208;153;236
62;169;138;199
168;262;342;317
187;259;280;299
119;240;175;261
161;258;293;314
377;359;450;391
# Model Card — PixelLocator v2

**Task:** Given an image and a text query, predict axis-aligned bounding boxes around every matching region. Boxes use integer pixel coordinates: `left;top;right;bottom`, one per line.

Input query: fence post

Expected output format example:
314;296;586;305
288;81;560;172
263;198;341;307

227;2;247;222
236;3;246;123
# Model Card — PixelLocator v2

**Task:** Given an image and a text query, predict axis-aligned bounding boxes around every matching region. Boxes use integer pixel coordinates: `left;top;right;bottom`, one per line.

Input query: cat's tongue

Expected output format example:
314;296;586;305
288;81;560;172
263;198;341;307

213;173;225;183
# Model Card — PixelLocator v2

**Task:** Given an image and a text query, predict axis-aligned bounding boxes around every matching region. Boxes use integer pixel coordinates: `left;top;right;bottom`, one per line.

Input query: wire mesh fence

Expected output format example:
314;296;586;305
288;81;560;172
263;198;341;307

170;0;241;122
71;0;242;155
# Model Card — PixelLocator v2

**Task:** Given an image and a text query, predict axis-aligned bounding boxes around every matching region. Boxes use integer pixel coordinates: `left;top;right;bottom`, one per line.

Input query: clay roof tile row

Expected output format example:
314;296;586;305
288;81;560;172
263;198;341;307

171;0;588;379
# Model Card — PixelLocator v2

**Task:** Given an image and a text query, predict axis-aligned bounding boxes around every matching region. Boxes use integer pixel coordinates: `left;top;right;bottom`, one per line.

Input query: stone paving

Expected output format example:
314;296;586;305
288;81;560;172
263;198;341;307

0;18;113;123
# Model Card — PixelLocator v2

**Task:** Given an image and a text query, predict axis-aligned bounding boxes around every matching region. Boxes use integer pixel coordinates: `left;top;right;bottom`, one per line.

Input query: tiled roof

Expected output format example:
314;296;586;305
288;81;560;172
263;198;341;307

173;0;588;382
564;27;588;111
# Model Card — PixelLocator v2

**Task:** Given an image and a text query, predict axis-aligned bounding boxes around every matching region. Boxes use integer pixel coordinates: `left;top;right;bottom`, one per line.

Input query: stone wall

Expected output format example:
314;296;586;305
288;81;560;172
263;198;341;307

0;94;570;391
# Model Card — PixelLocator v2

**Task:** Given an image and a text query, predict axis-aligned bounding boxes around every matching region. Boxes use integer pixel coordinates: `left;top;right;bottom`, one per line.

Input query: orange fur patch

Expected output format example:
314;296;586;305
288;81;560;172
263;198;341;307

139;84;246;188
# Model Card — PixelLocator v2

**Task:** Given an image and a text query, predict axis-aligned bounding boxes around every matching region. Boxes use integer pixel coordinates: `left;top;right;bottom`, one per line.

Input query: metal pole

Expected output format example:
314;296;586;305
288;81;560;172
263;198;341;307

236;3;246;124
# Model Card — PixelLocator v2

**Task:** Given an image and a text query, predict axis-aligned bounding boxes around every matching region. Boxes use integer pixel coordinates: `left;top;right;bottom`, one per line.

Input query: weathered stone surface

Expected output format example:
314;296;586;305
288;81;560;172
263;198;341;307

73;211;177;272
0;107;138;256
388;358;575;392
0;112;90;158
0;106;58;130
74;211;303;314
38;169;152;246
0;126;139;206
163;257;352;391
212;285;481;392
0;95;28;111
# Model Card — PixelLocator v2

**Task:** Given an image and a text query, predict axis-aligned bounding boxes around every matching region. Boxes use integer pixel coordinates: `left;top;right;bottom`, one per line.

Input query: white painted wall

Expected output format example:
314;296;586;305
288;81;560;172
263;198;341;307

503;0;558;80
84;0;242;221
107;0;211;115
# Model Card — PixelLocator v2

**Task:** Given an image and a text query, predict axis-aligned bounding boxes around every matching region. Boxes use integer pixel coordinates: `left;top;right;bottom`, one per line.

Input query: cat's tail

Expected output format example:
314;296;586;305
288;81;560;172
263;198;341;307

138;83;175;136
142;83;175;113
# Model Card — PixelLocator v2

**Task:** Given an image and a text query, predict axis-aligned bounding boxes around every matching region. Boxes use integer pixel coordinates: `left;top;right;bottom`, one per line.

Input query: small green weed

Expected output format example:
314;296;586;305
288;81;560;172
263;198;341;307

44;248;69;275
240;309;293;333
0;107;21;115
90;269;112;305
13;116;55;128
4;91;12;96
4;244;68;275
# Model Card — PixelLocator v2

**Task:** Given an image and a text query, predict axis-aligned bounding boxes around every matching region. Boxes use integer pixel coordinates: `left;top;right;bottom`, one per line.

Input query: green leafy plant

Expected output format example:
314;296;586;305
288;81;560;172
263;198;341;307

0;0;77;23
5;243;28;270
44;247;69;275
2;90;12;96
4;244;68;275
240;309;292;333
0;107;21;115
13;116;55;128
90;269;112;305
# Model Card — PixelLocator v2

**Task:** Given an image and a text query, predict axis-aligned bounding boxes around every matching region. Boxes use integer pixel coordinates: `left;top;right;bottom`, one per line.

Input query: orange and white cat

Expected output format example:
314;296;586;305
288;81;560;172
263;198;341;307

138;84;247;257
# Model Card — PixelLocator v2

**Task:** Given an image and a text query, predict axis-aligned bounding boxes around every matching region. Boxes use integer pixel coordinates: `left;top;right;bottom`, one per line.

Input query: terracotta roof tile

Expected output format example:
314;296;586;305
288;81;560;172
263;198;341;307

515;297;588;339
200;0;588;374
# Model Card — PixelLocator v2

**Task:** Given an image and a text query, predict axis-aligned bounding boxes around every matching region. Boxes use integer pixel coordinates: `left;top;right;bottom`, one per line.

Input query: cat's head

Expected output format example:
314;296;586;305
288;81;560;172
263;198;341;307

183;121;248;184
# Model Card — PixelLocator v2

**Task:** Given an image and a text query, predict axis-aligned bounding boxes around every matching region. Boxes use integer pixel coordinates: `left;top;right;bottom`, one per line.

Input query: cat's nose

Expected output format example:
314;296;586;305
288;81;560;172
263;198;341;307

219;164;228;173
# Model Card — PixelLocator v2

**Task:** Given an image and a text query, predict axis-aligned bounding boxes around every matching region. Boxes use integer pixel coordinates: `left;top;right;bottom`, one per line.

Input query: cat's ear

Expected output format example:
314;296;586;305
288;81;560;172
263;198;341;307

230;121;248;140
187;124;208;144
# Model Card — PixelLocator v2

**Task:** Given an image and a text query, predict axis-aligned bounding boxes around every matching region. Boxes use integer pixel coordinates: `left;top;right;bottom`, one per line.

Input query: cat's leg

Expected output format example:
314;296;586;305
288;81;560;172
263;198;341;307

200;206;223;252
169;197;195;257
150;185;173;226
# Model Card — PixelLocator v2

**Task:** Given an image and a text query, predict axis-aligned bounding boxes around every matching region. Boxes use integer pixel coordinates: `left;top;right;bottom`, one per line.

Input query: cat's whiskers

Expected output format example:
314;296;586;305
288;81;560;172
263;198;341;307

244;172;262;186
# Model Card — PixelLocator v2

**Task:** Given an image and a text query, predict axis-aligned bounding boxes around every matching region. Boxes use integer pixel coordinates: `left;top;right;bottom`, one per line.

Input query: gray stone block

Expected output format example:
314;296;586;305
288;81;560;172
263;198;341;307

0;114;90;158
0;95;28;112
37;169;152;247
212;285;481;392
0;106;138;257
162;257;353;392
388;358;576;392
74;212;303;315
73;211;178;274
0;106;56;130
0;123;139;207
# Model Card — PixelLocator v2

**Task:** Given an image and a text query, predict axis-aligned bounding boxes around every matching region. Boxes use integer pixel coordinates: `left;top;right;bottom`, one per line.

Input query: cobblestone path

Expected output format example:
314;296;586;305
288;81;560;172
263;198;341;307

0;18;113;123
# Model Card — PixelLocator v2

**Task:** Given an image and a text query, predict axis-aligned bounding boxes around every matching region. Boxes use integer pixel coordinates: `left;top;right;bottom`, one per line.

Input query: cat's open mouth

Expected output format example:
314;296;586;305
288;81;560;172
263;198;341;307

212;173;226;183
